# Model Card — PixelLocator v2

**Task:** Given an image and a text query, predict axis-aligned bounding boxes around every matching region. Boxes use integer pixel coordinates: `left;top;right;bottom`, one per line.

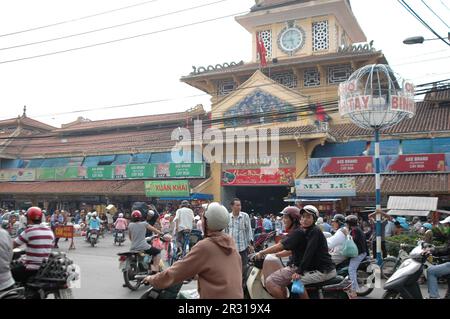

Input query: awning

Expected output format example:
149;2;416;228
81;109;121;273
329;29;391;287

387;196;438;211
388;209;430;217
284;197;341;202
156;193;213;201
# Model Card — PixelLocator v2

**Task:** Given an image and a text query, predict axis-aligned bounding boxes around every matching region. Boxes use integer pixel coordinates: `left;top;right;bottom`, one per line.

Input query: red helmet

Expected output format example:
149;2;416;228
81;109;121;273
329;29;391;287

281;206;301;223
131;210;142;219
27;207;43;221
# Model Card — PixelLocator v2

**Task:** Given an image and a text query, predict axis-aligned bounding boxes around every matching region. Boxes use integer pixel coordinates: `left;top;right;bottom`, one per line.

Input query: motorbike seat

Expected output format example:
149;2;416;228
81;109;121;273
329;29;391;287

304;276;344;288
117;251;142;256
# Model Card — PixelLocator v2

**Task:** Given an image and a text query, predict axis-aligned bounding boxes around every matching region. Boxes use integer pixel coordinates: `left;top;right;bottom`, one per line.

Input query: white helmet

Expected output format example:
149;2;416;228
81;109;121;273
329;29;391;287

164;214;171;219
118;213;124;218
301;205;320;221
87;212;93;217
92;212;97;217
204;202;229;231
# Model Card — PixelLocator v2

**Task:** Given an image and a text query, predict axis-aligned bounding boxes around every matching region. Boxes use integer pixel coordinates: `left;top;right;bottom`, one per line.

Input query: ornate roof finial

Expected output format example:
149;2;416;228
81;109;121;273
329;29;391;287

22;105;27;117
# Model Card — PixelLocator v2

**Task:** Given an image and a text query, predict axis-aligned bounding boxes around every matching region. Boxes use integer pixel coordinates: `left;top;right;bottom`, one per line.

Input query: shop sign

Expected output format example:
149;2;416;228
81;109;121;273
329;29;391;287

54;225;74;238
222;168;295;186
321;156;373;174
295;177;356;197
388;154;446;172
87;166;114;179
0;169;35;181
36;168;56;180
145;180;190;197
125;164;155;179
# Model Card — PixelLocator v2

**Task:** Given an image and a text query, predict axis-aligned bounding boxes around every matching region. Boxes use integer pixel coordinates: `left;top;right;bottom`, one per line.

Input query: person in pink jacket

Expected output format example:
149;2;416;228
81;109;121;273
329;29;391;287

114;213;128;231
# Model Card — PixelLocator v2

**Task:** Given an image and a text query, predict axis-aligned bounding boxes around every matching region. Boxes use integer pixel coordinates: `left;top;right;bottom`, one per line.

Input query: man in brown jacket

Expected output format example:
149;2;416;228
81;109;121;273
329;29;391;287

143;202;243;299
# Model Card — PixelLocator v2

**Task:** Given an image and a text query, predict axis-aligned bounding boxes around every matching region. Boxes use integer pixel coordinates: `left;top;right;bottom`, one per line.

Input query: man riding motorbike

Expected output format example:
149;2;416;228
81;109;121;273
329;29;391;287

12;207;55;283
143;202;243;299
128;210;163;274
0;227;14;292
255;205;336;299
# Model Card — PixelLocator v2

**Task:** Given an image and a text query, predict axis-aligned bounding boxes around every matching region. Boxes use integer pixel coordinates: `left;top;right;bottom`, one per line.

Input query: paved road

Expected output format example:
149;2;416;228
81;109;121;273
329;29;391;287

53;233;447;299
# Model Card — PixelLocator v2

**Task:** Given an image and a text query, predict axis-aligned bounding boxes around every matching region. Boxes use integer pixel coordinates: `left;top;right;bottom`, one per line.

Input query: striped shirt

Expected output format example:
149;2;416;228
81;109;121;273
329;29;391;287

226;212;253;253
15;224;55;270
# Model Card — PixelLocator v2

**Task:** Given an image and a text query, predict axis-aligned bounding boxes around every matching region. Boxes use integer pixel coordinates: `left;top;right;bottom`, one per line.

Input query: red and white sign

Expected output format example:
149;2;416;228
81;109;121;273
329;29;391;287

389;154;446;172
221;168;295;186
323;156;373;174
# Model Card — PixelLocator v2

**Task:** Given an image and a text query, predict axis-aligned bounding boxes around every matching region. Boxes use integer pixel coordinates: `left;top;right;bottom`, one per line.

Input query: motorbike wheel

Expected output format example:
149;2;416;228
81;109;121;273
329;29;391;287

90;239;96;247
381;257;398;280
356;270;375;297
382;290;402;299
54;289;74;299
123;263;141;291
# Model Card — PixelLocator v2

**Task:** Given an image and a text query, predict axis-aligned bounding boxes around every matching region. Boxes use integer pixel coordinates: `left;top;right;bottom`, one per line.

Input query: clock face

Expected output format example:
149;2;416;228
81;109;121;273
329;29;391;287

278;26;305;54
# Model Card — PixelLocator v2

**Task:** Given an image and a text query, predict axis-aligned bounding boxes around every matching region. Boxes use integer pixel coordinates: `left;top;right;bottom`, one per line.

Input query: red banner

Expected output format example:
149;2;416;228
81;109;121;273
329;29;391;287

221;168;295;186
323;156;373;174
54;225;74;238
389;154;446;172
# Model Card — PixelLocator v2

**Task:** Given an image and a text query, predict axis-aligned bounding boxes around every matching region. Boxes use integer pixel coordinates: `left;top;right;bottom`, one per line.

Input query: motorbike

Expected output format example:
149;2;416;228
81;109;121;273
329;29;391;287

88;229;99;247
381;241;439;282
382;245;450;299
118;235;170;291
114;229;126;246
3;250;79;299
335;256;378;297
254;230;277;252
244;253;353;299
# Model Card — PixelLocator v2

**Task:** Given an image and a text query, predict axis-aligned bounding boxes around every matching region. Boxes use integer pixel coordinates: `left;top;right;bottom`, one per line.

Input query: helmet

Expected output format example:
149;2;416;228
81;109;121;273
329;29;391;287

204;202;229;231
181;200;189;207
87;212;93;217
194;215;201;221
301;205;319;221
281;206;301;224
331;214;346;225
132;210;142;219
92;212;97;217
316;217;324;225
345;215;359;227
118;213;124;218
148;210;155;218
422;223;432;230
27;207;43;221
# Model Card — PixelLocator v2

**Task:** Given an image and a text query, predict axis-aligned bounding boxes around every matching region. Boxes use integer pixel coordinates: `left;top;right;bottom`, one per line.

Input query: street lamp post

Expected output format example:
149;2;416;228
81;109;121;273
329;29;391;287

338;64;416;265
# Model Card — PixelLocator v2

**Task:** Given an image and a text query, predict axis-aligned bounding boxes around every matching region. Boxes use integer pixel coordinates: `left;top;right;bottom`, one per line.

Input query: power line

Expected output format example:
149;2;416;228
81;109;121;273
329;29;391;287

398;0;450;46
420;0;449;28
0;0;159;38
392;55;450;66
0;0;230;52
0;11;247;65
440;0;450;11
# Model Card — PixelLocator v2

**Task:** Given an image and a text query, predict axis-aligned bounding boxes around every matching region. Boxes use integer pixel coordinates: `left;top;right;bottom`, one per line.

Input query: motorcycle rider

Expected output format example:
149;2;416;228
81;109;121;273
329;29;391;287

327;214;349;265
113;213;128;240
255;205;336;299
346;215;368;298
425;216;450;299
0;227;14;292
12;207;54;283
129;210;163;274
88;212;102;241
143;202;243;299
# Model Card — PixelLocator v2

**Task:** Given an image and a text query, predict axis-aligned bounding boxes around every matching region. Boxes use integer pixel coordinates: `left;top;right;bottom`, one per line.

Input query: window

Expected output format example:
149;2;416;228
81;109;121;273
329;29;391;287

218;80;236;96
257;30;272;60
26;159;45;168
304;68;321;87
41;157;70;167
150;152;172;163
270;71;298;88
130;153;151;164
82;155;116;167
113;154;132;165
312;20;329;51
327;64;352;84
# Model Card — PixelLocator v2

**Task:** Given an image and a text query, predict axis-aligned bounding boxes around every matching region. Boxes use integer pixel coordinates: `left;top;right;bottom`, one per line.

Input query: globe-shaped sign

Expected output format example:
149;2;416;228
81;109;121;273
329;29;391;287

338;64;415;130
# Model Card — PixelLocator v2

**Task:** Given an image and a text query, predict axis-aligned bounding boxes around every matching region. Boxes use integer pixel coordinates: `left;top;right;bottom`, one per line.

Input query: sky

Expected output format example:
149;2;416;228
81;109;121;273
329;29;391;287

0;0;448;127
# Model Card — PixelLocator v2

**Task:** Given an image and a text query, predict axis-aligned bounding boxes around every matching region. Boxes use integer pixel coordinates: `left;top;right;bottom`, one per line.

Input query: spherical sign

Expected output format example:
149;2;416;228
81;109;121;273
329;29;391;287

338;64;416;130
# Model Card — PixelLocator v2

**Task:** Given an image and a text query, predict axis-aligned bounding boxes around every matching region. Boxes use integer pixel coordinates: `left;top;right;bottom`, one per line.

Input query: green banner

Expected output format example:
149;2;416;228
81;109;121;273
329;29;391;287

36;168;56;180
125;164;155;179
87;166;114;179
144;180;190;197
169;163;204;178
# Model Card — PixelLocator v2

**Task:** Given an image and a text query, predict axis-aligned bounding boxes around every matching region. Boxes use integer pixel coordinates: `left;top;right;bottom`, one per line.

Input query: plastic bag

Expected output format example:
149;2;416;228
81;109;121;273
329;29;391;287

341;235;358;258
291;280;304;294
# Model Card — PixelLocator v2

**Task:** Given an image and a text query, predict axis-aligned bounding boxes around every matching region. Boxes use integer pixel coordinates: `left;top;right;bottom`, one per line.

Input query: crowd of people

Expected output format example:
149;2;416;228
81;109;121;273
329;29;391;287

1;200;449;299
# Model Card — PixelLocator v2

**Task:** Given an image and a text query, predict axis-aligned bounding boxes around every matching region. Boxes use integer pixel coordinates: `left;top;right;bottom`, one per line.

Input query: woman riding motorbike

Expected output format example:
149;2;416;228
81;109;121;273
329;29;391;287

346;215;368;298
327;214;348;265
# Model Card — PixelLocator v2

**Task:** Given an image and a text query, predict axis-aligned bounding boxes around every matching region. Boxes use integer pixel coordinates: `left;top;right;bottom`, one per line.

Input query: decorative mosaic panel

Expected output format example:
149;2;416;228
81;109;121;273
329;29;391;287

327;64;352;84
303;67;321;87
312;20;329;51
257;30;272;60
224;89;296;127
270;71;298;88
218;80;236;96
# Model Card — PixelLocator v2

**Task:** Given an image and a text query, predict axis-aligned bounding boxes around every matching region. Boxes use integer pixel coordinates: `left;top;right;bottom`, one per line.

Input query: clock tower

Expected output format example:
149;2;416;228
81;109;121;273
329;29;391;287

236;0;367;63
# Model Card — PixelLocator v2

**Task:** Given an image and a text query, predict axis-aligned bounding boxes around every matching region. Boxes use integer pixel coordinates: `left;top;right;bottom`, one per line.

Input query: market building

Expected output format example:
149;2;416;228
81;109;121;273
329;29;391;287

1;0;449;217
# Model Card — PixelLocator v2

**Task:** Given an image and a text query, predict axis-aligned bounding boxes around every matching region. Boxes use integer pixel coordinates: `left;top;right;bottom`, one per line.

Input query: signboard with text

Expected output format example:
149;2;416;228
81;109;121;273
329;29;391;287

387;154;446;172
221;168;296;186
295;177;356;197
144;180;190;197
322;156;373;174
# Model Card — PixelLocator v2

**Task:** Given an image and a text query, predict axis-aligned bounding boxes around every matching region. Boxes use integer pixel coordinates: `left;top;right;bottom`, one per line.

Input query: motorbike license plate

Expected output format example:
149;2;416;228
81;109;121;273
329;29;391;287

119;261;126;270
117;233;123;238
91;234;98;238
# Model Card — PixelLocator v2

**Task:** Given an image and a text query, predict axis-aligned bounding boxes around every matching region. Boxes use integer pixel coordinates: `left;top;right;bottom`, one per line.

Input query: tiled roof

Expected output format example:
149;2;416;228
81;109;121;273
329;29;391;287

56;107;205;133
424;87;450;103
0;179;206;196
354;173;450;195
0;116;56;132
250;0;310;12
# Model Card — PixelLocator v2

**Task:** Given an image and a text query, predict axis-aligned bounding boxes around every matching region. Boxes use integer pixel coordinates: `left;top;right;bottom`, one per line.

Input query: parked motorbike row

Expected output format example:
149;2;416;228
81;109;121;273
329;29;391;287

0;250;79;299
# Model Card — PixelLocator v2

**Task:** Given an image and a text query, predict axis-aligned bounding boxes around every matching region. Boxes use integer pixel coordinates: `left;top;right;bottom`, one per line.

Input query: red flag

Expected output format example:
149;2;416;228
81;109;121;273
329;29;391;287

256;33;267;67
